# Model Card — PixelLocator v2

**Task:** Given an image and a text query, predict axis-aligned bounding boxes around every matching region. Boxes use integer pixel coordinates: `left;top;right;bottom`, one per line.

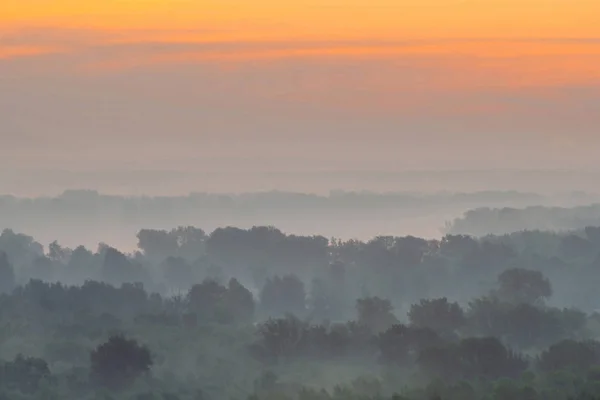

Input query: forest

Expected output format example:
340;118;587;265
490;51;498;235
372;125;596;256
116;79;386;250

1;190;593;250
448;204;600;237
2;225;600;399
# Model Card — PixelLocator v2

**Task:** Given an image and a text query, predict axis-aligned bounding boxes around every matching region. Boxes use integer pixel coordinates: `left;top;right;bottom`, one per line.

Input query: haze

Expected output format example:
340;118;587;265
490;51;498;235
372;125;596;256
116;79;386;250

2;1;600;197
2;0;600;249
5;2;600;400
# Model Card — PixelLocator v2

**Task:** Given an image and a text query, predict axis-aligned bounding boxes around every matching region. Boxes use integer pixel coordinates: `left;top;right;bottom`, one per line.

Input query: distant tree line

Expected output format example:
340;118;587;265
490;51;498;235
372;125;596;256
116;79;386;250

449;205;600;236
3;224;600;313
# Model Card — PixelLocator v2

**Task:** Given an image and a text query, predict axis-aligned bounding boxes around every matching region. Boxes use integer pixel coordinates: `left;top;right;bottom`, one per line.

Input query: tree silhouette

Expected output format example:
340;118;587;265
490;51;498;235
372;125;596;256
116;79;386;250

1;354;51;394
187;279;228;321
356;297;398;333
458;337;528;380
377;324;440;366
496;268;552;305
254;315;306;362
0;252;15;294
538;339;600;373
409;298;466;337
260;275;306;317
225;278;255;323
162;256;194;291
90;335;153;390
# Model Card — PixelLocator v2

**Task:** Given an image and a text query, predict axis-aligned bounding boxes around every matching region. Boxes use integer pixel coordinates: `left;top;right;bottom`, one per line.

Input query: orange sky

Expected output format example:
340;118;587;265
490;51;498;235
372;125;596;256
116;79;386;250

2;0;600;191
3;0;600;67
4;0;600;39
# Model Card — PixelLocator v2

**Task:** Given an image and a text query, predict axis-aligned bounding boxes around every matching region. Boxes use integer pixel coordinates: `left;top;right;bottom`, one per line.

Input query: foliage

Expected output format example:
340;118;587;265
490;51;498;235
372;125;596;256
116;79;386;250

408;298;466;338
0;252;15;294
495;268;552;306
90;335;153;390
0;225;599;399
356;297;398;333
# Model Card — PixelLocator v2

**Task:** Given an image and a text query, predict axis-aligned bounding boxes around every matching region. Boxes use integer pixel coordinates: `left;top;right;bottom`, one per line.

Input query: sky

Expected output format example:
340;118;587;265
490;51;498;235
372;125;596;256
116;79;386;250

2;1;600;195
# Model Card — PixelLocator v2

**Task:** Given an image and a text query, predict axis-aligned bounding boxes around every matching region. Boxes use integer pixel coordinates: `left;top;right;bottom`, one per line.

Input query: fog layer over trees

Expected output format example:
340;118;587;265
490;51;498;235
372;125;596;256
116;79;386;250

3;223;600;399
449;204;600;237
1;190;598;250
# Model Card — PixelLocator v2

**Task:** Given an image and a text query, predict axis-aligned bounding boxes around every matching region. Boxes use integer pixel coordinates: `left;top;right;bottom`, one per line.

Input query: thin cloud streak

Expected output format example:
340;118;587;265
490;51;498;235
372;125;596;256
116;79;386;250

3;30;600;93
0;45;66;60
3;26;600;56
71;43;600;94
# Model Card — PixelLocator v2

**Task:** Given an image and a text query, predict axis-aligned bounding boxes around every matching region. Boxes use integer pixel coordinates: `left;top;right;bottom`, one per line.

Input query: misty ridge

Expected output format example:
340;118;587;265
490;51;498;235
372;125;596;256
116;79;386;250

4;220;600;399
4;222;600;311
449;204;600;237
4;0;599;396
1;189;599;251
4;190;600;400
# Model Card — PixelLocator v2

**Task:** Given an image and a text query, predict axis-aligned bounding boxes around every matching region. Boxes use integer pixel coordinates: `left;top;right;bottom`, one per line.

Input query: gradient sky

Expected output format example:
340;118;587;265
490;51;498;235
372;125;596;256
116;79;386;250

2;1;600;194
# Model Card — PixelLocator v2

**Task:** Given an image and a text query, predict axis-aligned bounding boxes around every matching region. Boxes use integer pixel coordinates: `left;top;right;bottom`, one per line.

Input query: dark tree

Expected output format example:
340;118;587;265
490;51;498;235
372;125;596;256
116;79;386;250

420;337;528;382
560;235;595;260
538;340;600;373
502;303;566;349
253;315;306;362
187;279;228;321
457;337;528;380
0;355;51;394
492;380;538;400
260;275;306;317
308;277;346;322
356;296;398;333
137;229;179;261
0;251;15;294
585;226;600;245
30;255;54;282
90;335;153;389
171;226;206;261
225;278;255;323
377;324;440;366
48;240;71;264
418;344;461;381
66;245;96;284
409;298;466;337
102;247;146;285
466;296;508;337
162;256;194;291
496;268;552;305
0;229;44;267
439;235;480;260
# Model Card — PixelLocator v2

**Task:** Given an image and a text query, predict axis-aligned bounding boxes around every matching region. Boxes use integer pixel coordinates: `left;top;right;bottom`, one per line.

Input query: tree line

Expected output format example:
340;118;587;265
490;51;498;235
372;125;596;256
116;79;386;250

1;224;600;399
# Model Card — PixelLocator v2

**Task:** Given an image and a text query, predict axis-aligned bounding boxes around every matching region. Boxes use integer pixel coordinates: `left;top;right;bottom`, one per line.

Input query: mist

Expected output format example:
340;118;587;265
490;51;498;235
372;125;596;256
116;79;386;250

3;2;600;398
4;186;600;400
2;187;598;251
3;215;600;399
